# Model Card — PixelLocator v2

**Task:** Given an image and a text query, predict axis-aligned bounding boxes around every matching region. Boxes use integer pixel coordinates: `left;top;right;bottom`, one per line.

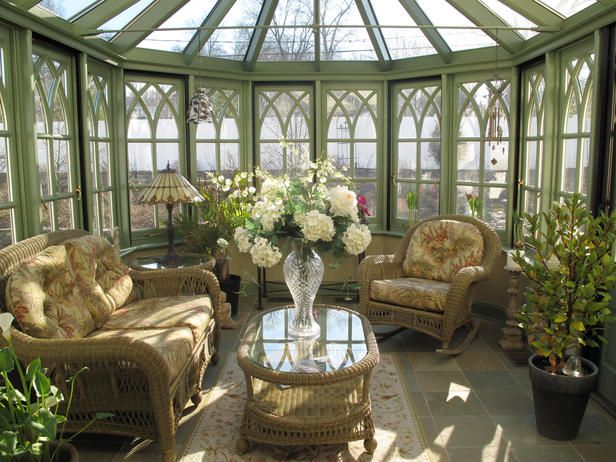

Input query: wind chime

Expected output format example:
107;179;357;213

488;30;506;166
186;26;213;124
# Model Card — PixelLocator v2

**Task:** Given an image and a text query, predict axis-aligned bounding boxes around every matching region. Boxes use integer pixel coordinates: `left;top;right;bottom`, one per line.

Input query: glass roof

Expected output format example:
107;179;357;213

27;0;600;64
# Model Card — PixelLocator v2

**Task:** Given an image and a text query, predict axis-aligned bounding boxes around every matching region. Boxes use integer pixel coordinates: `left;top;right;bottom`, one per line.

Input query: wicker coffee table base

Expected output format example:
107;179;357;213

237;403;377;455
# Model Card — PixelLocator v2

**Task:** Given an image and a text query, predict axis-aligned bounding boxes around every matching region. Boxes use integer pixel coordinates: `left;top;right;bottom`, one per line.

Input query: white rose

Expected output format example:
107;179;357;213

342;223;372;255
234;227;252;253
250;237;282;268
301;210;335;242
328;185;359;220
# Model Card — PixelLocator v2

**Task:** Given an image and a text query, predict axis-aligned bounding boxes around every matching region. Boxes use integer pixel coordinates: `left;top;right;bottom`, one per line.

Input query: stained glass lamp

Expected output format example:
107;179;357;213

138;162;204;266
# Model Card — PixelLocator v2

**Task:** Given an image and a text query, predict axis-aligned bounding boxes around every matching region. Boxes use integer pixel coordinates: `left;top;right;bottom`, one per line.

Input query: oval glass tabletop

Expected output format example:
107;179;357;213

245;305;369;374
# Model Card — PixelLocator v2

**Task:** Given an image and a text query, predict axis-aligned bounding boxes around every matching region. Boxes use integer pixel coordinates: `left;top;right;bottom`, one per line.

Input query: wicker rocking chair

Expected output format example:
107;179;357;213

357;215;501;354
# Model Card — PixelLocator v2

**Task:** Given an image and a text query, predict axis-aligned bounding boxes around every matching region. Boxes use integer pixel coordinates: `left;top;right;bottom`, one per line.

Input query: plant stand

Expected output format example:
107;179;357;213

498;266;525;351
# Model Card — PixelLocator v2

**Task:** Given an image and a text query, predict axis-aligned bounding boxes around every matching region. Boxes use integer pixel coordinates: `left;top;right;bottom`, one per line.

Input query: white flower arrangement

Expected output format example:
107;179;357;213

233;153;372;268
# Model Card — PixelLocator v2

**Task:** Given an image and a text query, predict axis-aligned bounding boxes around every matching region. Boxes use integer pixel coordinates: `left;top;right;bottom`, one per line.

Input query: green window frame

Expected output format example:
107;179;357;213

520;64;546;216
556;41;595;201
0;26;21;248
125;75;185;242
254;84;314;177
454;75;512;235
86;61;115;239
391;80;441;227
33;45;81;232
322;84;382;224
194;81;242;180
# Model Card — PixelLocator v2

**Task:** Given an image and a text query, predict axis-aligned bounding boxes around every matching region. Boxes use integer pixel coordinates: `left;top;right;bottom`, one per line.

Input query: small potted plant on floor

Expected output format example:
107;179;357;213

177;171;253;317
512;193;616;440
0;313;111;460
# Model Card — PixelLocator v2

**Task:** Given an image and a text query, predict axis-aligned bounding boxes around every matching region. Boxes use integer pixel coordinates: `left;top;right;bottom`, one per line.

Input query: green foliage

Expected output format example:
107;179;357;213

466;193;483;218
0;315;111;461
512;194;616;373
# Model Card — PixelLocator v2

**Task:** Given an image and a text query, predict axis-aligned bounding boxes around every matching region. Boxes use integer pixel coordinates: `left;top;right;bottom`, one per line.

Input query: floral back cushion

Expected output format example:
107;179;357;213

402;220;484;282
5;246;96;338
65;235;133;327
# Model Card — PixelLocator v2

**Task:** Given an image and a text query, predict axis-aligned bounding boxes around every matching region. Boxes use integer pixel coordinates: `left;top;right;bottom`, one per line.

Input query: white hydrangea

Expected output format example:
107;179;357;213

250;237;282;268
260;178;286;200
251;200;282;232
328;185;359;221
301;210;335;242
342;223;372;255
234;227;252;253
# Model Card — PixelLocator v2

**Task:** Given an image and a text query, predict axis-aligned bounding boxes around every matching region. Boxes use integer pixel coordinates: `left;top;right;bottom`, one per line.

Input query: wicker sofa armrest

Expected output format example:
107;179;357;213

8;329;171;385
357;255;402;309
129;267;222;321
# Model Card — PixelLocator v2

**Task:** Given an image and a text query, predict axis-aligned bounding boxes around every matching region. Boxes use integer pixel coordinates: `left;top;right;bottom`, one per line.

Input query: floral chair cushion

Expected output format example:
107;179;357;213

65;235;133;327
101;295;213;343
4;246;96;339
87;327;194;381
370;278;450;313
402;220;484;282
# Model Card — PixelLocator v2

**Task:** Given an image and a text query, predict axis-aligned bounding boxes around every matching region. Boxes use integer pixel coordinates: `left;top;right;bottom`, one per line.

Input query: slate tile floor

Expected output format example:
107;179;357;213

72;296;616;461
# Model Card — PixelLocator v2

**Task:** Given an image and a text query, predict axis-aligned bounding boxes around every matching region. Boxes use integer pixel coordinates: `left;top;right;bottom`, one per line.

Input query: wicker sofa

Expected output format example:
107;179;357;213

0;230;220;462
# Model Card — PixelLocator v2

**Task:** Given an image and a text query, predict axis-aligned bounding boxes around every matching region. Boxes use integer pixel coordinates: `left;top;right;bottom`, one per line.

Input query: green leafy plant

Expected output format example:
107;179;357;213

512;194;616;374
177;171;254;282
406;191;418;225
0;313;111;461
466;193;483;218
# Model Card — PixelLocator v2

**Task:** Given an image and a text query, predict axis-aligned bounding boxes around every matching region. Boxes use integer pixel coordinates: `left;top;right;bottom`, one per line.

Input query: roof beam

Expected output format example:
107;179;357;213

11;1;41;9
73;0;142;29
183;0;237;65
111;0;187;52
354;0;391;68
244;0;279;71
446;0;525;54
398;0;451;64
497;0;562;27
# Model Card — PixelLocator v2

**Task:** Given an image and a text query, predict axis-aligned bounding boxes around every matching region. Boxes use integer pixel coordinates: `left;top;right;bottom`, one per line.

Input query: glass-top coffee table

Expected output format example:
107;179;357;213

236;305;379;455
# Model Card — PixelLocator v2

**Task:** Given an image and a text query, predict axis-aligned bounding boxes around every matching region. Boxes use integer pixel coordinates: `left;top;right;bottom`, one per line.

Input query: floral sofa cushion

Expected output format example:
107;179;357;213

101;295;213;343
4;246;96;338
370;278;450;313
402;220;484;282
87;327;194;381
65;235;133;327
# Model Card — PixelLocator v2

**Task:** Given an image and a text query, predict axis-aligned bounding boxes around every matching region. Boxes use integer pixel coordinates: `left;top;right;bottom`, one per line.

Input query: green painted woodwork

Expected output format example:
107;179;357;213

124;74;185;243
390;80;441;229
496;0;562;26
73;0;143;29
244;0;279;71
354;0;392;67
32;45;81;232
397;0;451;62
519;63;546;216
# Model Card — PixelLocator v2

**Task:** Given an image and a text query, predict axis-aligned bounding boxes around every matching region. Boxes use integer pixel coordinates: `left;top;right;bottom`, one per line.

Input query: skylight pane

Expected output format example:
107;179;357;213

371;0;437;59
480;1;538;39
259;0;314;61
203;0;264;61
537;0;596;18
36;0;100;20
139;0;218;52
320;0;377;61
99;0;155;41
415;0;496;52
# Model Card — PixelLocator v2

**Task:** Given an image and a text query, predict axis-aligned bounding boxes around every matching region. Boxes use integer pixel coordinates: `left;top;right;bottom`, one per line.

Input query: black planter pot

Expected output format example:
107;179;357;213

528;354;598;441
49;440;79;462
220;274;241;316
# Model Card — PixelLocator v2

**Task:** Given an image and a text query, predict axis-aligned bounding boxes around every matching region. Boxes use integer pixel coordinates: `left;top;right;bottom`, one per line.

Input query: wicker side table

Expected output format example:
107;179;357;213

236;305;379;455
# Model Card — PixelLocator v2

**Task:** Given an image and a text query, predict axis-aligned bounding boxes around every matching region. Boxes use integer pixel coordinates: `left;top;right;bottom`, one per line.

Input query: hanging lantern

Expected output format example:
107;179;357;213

186;87;212;124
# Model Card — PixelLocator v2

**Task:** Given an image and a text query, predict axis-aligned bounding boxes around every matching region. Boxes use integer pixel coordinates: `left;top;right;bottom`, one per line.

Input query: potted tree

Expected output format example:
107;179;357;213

512;193;616;440
177;172;253;317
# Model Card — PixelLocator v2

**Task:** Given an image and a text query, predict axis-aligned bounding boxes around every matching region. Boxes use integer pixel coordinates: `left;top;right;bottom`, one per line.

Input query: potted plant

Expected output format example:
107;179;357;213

0;313;111;460
177;172;253;316
512;193;616;440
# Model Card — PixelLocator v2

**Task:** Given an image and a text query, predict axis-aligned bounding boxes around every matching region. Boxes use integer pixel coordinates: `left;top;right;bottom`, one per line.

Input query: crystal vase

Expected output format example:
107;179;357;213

284;238;324;338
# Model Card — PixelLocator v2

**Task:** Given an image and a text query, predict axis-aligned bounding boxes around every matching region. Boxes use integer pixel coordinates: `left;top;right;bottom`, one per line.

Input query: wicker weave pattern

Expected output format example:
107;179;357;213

0;231;220;462
236;305;379;454
358;215;501;351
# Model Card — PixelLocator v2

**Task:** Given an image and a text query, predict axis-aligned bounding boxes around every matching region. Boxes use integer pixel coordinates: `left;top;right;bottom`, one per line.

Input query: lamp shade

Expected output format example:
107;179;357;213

138;166;204;205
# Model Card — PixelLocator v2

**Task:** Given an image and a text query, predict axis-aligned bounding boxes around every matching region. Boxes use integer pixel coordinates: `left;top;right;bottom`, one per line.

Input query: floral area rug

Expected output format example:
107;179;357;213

179;353;430;462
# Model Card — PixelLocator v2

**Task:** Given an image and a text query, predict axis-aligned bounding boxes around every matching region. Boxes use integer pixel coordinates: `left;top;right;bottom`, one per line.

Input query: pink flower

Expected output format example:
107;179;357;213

357;195;371;217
